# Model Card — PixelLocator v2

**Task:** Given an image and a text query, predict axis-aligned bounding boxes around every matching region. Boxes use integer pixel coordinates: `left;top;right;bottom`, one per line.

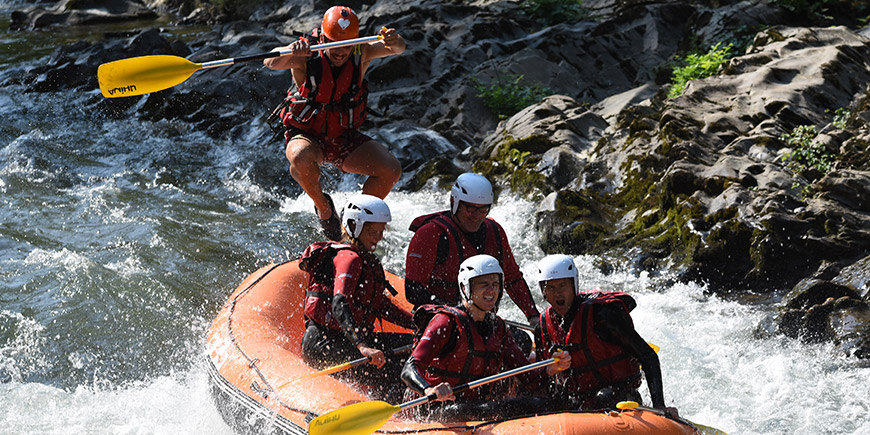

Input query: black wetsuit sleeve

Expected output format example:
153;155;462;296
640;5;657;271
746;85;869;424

533;318;546;355
594;305;666;408
406;279;449;307
333;293;364;347
401;356;432;395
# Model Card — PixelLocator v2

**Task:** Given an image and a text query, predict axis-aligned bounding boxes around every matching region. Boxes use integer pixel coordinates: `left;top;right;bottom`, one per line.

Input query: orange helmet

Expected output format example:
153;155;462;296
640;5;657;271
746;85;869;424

321;6;359;41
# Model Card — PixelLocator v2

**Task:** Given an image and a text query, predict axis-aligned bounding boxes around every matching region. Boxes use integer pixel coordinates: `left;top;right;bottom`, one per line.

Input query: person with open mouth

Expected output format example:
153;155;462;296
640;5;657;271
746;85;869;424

533;254;680;418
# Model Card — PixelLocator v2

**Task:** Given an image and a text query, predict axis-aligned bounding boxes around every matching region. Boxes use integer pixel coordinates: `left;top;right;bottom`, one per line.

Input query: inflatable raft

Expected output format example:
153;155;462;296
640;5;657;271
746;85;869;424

206;260;701;434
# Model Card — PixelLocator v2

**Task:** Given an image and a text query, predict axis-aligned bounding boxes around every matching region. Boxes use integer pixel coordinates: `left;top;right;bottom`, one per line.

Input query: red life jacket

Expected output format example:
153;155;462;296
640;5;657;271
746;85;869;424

300;241;390;330
413;305;507;400
539;291;642;396
280;51;368;139
407;211;505;304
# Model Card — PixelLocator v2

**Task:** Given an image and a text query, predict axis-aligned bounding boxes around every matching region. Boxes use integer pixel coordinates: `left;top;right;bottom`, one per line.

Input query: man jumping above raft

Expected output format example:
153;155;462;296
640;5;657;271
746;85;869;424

265;6;405;240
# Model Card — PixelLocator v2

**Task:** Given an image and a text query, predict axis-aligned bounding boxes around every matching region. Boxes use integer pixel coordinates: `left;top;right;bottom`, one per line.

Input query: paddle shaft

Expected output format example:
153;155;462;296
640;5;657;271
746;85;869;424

278;343;412;388
400;357;557;410
343;343;413;369
200;35;382;69
505;319;534;332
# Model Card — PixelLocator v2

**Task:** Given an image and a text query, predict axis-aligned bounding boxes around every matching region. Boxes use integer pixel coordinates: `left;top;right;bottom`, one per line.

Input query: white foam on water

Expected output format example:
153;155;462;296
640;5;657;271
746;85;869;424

22;248;91;273
573;267;870;434
0;310;49;383
0;370;233;435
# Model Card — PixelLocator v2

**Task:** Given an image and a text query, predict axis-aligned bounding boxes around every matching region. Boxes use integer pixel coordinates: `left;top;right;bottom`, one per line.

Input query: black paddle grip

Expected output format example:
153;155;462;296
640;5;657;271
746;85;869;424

233;51;283;64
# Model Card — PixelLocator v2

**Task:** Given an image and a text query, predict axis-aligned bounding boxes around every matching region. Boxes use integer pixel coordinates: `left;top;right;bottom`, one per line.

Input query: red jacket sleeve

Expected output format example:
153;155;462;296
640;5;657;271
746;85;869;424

334;249;415;333
493;222;540;320
405;221;447;307
405;222;442;287
332;249;363;298
411;313;454;368
402;313;455;394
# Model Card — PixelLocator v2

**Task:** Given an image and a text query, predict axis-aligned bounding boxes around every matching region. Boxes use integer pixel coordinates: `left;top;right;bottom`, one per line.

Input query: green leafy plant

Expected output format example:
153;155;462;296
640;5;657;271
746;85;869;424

791;181;815;198
831;107;850;129
668;42;733;98
520;0;587;27
473;73;552;119
509;148;532;166
780;125;837;174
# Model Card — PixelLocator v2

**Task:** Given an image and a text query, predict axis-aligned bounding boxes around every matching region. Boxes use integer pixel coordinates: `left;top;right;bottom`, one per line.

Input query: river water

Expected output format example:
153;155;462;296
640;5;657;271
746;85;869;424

2;6;869;435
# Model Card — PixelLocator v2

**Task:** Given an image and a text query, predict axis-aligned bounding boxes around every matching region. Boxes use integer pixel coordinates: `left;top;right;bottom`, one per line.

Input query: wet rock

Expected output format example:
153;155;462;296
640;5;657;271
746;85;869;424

783;279;862;310
533;24;870;299
482;95;607;156
11;0;158;30
776;276;870;357
831;255;870;300
535;189;614;255
371;120;460;175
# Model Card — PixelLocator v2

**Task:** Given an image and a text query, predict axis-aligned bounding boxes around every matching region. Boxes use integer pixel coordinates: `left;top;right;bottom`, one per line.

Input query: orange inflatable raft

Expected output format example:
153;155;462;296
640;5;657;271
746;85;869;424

206;261;700;434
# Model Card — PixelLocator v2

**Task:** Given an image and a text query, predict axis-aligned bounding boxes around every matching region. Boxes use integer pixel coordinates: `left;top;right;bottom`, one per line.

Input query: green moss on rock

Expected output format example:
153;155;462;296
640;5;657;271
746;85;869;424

659;117;702;150
404;157;463;193
473;134;551;196
541;190;614;254
562;150;738;269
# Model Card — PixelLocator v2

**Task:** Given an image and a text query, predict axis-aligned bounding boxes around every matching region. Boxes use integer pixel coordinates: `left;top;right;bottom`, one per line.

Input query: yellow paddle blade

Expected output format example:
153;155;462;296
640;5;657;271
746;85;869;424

98;55;202;98
277;362;352;389
308;400;400;435
616;400;641;409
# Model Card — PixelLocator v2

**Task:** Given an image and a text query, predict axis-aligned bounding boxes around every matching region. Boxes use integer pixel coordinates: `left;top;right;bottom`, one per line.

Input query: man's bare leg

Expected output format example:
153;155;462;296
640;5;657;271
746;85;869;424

341;140;402;199
286;137;332;219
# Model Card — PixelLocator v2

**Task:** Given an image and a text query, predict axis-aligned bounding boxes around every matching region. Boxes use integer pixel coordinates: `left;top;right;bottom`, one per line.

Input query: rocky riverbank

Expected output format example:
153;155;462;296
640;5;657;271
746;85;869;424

7;0;869;359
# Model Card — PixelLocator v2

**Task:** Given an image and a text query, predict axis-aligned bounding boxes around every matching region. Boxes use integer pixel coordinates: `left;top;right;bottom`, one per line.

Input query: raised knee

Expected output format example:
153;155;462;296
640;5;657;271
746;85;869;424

285;141;319;167
383;155;402;182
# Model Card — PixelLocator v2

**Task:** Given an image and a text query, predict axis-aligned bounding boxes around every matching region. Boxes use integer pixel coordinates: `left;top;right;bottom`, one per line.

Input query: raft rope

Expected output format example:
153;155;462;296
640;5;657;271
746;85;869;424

223;260;321;421
373;408;626;434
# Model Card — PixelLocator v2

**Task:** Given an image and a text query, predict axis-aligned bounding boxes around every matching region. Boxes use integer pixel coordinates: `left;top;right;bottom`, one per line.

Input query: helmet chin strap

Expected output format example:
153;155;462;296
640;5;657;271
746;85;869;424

471;301;488;313
461;285;488;315
466;289;503;316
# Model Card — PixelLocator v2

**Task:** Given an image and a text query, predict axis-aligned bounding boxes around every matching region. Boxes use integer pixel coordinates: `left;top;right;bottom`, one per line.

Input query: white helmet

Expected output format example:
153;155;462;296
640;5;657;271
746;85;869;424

457;254;504;305
536;254;579;294
450;172;493;214
341;194;391;239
